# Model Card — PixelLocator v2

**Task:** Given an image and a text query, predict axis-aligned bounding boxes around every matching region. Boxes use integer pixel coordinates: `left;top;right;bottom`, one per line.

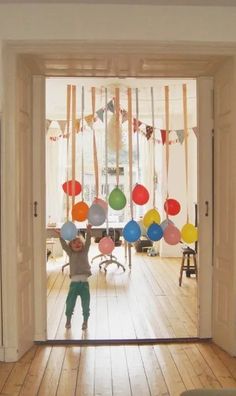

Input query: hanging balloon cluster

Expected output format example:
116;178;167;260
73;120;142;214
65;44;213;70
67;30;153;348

60;85;107;241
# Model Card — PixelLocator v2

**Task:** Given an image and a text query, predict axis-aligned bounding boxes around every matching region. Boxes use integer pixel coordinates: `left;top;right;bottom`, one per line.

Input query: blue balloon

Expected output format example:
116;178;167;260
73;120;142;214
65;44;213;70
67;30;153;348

123;220;141;243
60;221;77;241
147;223;163;241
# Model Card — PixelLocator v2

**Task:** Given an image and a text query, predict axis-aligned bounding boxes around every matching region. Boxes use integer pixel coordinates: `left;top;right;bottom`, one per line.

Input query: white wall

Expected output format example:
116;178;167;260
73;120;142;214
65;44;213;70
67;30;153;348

0;4;236;42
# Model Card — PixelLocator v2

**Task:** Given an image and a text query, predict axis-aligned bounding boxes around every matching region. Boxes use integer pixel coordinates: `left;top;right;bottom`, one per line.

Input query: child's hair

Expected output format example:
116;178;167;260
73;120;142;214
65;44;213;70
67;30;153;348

69;233;85;248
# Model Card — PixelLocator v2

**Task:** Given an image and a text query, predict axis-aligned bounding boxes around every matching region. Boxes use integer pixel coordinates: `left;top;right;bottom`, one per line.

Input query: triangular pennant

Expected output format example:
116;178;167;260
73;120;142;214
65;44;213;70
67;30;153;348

146;125;153;140
121;109;128;123
57;120;67;134
192;126;198;138
133;118;142;132
46;119;52;132
96;108;104;122
176;129;185;144
85;114;94;127
107;100;114;113
160;129;167;145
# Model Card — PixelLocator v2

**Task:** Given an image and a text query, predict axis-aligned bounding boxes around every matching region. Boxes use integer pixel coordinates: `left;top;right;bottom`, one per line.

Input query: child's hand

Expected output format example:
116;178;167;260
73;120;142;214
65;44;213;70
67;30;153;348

86;224;92;233
54;229;61;236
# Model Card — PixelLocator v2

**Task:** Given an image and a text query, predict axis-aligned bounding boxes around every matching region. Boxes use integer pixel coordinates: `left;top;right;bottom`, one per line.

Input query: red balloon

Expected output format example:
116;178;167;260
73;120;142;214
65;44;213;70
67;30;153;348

62;180;82;196
71;201;89;222
164;198;181;216
132;183;150;205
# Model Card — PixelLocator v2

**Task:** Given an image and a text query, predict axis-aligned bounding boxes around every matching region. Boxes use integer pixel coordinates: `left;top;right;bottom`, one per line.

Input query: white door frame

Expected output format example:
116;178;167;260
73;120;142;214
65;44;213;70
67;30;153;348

2;39;233;359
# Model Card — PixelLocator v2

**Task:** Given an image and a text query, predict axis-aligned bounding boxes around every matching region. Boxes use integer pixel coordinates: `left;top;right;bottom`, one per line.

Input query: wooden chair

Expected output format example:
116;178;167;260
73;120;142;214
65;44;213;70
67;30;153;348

179;245;198;286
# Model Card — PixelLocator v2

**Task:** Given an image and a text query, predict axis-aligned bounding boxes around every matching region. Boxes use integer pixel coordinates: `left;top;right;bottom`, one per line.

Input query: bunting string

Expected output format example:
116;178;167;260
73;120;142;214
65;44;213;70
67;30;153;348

165;86;170;204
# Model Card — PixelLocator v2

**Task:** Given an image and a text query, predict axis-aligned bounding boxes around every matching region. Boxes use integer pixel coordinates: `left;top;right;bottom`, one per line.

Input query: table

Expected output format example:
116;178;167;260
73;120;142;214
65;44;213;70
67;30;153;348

46;222;132;269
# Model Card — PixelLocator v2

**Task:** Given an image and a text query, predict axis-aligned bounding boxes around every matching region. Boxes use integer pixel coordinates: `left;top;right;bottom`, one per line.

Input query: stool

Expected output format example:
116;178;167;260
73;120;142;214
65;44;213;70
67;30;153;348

179;246;198;286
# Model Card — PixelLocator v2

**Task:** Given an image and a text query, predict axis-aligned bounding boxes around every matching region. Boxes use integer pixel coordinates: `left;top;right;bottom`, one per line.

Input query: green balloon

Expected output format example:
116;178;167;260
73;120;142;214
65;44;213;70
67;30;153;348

108;187;127;210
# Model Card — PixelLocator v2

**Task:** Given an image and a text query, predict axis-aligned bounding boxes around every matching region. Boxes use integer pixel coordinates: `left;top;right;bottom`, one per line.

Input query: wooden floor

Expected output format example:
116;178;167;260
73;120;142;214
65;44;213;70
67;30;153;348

1;342;236;395
47;243;197;340
2;251;236;395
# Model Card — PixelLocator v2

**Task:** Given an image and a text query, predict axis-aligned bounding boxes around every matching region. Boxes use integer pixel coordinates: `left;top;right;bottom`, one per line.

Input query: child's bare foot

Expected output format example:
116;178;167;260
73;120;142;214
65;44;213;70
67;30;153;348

82;321;87;330
65;318;71;329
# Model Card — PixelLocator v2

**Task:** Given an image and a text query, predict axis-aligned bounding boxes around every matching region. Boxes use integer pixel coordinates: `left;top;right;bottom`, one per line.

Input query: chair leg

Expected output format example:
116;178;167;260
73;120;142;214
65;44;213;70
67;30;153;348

193;254;198;279
179;255;185;286
99;255;125;272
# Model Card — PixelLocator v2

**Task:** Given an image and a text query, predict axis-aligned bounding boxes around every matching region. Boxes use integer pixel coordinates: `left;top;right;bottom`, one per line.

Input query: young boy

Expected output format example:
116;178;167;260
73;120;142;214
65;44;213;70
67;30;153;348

58;224;92;330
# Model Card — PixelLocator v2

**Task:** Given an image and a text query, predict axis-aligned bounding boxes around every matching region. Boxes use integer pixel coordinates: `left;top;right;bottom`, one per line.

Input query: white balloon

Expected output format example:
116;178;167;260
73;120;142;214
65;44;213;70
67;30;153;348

88;203;106;226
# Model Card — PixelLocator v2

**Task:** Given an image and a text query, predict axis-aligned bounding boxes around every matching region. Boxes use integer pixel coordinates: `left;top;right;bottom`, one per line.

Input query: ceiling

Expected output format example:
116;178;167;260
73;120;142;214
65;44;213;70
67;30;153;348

22;51;227;78
1;0;236;4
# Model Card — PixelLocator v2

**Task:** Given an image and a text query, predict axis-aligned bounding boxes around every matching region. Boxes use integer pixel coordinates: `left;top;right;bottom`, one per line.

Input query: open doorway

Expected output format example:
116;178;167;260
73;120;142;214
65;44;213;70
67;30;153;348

45;77;198;340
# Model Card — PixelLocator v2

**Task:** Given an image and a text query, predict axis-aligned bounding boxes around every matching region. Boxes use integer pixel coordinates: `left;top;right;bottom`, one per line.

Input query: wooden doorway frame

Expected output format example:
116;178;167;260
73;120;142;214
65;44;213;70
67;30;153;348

2;39;232;360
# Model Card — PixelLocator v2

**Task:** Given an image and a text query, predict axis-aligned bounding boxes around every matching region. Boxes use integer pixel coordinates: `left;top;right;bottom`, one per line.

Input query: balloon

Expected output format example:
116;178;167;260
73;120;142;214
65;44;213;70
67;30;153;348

123;220;141;243
160;218;174;231
93;197;108;213
164;198;181;216
71;201;89;222
147;223;163;241
62;180;82;196
108;187;126;210
60;221;77;241
88;203;106;226
143;208;161;228
132;183;149;205
164;225;181;245
181;223;198;244
98;236;115;255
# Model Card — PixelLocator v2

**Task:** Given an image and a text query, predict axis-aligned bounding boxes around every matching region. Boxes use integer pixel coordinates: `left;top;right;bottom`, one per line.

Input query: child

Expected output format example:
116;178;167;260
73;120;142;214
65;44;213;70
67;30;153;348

58;224;92;330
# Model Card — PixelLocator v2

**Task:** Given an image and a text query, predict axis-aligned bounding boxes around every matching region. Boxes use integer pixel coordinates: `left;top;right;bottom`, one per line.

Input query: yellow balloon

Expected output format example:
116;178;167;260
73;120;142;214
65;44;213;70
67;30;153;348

143;208;161;228
181;223;198;243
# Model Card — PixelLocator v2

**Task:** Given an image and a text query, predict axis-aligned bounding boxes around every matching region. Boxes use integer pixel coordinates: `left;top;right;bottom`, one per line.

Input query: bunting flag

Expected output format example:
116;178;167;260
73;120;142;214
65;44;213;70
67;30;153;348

96;108;104;122
107;99;114;113
146;125;153;140
46;119;52;132
176;129;185;144
121;109;128;123
192;126;198;138
84;114;94;127
160;129;167;145
58;120;67;135
133;118;142;132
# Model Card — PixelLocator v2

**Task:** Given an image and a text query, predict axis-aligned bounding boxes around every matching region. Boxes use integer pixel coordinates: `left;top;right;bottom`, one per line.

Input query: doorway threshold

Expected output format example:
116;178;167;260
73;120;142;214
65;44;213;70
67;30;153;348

35;337;211;346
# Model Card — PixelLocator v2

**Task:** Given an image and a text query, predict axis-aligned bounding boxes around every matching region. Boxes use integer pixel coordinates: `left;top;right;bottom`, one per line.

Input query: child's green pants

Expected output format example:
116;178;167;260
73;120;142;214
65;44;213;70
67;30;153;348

65;281;90;321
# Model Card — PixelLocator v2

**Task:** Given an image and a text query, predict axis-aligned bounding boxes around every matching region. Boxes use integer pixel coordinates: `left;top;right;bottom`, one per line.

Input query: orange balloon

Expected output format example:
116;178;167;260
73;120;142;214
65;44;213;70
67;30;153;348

71;201;89;222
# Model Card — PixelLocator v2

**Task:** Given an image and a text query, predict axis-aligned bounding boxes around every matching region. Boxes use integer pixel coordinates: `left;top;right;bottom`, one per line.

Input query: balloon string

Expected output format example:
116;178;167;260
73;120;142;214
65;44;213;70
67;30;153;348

183;83;189;223
105;88;109;235
127;88;133;219
81;86;84;201
135;88;140;182
92;87;99;198
151;87;156;208
71;85;76;208
66;85;71;221
115;88;120;187
165;85;170;200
